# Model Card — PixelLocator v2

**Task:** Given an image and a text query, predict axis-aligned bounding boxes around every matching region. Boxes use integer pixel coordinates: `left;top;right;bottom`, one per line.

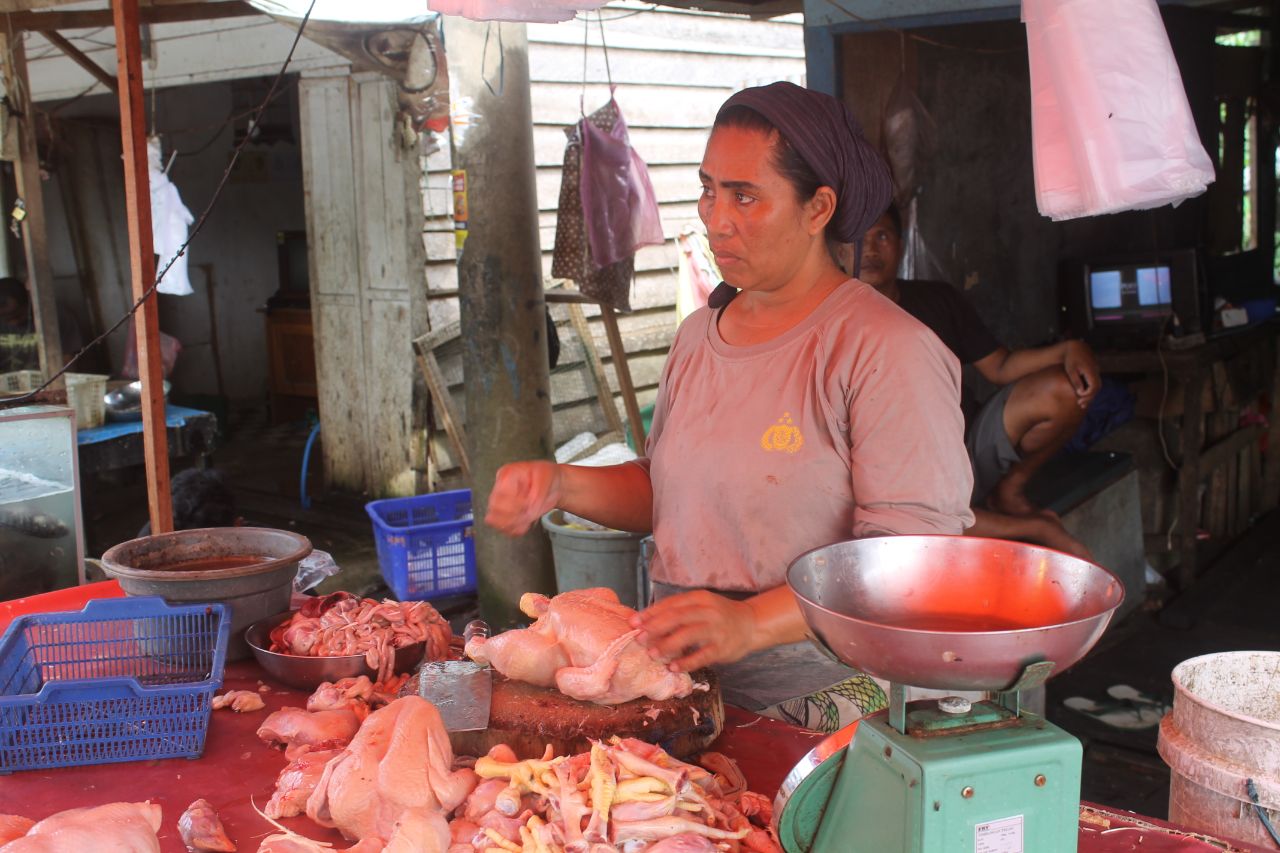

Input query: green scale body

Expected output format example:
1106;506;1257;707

782;700;1082;853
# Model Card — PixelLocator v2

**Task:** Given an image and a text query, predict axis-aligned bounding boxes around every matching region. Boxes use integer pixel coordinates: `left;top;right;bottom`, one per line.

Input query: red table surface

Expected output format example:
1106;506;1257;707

0;659;1257;852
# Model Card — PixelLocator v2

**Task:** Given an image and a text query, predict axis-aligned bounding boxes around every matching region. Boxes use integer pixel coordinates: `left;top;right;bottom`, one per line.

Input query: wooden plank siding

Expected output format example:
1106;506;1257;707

424;4;804;484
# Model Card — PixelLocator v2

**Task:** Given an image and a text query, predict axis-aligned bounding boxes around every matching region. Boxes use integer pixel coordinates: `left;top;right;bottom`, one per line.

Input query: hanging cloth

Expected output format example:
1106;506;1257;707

675;225;718;325
147;136;195;296
550;99;635;311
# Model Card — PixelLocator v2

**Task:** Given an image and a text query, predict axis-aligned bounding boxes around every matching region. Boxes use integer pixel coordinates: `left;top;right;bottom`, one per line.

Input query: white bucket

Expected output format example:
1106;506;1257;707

1157;651;1280;848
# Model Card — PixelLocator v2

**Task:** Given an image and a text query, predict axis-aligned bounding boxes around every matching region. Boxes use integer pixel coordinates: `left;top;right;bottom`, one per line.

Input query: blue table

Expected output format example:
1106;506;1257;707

76;404;219;474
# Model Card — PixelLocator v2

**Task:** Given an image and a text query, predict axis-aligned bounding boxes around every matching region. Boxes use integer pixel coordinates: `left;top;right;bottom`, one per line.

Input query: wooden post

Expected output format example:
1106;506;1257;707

6;33;63;377
564;303;625;439
448;18;556;628
601;307;646;449
113;0;173;534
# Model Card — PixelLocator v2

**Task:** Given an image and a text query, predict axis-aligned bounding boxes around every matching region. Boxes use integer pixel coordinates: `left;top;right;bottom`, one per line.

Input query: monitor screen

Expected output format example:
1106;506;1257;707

1089;263;1172;324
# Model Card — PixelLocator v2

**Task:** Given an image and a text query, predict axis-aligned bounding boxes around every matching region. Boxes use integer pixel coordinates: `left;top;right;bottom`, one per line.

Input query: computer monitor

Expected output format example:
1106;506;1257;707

1060;249;1204;347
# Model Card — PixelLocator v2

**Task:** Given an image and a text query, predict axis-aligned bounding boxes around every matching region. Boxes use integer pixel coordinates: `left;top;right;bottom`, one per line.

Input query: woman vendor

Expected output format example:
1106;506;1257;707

486;82;974;733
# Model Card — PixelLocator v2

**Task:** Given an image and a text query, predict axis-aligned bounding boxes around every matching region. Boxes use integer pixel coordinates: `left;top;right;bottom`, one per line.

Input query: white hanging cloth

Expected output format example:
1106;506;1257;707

147;137;195;296
1023;0;1214;221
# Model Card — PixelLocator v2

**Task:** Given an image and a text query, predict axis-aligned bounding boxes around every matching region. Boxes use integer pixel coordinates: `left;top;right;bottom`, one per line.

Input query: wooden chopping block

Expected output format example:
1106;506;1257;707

448;671;723;761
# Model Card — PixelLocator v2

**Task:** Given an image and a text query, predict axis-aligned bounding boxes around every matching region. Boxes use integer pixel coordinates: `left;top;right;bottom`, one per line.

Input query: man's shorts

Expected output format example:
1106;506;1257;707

966;383;1021;505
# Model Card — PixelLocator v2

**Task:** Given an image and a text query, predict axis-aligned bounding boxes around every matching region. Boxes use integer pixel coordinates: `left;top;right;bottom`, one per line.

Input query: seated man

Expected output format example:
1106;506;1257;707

845;206;1100;558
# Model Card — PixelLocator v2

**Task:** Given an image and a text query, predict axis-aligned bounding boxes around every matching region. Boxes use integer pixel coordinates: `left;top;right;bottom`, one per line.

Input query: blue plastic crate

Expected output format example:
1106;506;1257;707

0;597;230;774
366;489;476;600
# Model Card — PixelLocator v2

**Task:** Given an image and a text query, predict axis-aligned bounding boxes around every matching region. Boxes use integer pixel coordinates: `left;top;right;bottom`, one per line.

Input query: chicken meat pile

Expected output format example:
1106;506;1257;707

447;738;779;853
256;686;777;853
268;592;452;683
465;589;700;705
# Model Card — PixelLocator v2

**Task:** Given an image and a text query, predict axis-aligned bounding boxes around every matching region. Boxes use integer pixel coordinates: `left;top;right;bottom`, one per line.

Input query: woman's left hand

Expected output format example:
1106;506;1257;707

629;590;759;672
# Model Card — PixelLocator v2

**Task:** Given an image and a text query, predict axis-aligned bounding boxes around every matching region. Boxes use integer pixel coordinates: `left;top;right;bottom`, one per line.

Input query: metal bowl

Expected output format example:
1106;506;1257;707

104;380;171;422
245;610;427;691
787;536;1124;692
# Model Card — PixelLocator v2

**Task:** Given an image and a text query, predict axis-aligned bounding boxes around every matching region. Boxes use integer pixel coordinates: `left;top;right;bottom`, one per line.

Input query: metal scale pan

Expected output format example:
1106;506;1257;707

775;535;1125;853
788;535;1124;691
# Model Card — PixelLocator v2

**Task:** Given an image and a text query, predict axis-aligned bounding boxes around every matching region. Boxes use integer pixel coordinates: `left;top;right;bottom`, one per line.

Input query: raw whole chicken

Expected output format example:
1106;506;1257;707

178;799;235;852
265;747;343;819
306;696;478;842
212;690;266;713
269;593;451;684
465;589;696;704
0;802;162;852
257;707;361;753
0;817;33;846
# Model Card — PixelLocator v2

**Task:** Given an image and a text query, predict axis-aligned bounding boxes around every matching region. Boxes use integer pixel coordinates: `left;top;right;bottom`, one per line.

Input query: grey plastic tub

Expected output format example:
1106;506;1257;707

541;510;645;608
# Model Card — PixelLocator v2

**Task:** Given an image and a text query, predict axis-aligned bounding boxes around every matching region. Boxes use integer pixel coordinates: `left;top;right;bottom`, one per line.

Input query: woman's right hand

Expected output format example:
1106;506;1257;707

485;461;563;536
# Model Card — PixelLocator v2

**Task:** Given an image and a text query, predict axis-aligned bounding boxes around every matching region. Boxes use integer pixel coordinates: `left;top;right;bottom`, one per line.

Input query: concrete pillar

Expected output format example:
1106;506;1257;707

447;19;556;628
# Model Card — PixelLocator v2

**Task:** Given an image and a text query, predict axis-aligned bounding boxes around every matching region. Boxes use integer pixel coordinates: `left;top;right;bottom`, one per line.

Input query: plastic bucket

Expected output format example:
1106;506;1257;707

101;527;312;662
541;511;645;609
1157;651;1280;848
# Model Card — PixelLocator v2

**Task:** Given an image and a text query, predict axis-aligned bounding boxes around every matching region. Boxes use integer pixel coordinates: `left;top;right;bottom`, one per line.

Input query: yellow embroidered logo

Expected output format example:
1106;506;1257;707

761;412;804;454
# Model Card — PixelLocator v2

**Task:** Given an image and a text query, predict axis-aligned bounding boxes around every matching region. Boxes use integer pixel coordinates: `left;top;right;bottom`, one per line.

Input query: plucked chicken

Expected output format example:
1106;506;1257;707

306;696;477;841
0;802;162;852
257;707;361;754
464;589;697;704
264;747;343;820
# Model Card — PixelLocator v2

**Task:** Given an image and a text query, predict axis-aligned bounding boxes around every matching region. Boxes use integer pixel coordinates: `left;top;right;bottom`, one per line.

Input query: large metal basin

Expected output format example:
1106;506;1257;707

787;536;1124;692
101;527;312;662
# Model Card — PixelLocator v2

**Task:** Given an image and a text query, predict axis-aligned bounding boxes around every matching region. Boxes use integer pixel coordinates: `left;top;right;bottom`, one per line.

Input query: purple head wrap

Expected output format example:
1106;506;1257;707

716;81;893;250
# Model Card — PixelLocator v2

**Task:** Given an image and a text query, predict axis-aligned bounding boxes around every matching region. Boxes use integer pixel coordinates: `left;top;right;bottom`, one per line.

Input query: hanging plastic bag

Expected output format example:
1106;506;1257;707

1023;0;1214;220
580;101;664;270
122;318;183;380
881;72;936;210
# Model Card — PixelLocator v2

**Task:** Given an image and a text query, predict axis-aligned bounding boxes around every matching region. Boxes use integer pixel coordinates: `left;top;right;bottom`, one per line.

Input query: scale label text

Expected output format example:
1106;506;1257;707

974;814;1023;853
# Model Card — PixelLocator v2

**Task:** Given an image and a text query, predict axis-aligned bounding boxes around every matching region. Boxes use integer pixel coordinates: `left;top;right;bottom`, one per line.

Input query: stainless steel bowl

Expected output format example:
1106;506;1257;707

104;380;171;422
787;535;1124;692
245;610;427;690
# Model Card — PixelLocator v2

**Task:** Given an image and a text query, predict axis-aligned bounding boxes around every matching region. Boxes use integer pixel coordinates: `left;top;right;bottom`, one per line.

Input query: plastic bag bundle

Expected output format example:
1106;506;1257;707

580;104;665;270
1023;0;1214;220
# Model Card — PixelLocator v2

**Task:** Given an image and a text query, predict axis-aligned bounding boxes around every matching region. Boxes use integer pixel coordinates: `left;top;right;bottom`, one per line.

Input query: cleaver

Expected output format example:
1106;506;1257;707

417;619;491;732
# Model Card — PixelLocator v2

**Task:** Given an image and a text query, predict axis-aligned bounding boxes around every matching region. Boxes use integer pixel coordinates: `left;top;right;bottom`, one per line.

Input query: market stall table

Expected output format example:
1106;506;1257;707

76;404;218;476
0;656;1257;852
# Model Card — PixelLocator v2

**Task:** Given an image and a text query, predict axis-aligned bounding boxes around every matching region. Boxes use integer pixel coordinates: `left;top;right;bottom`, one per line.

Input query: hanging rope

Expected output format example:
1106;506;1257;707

481;22;505;98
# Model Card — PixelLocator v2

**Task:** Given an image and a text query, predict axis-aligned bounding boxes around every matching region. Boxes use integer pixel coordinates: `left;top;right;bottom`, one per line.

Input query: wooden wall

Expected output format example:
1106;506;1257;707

422;6;805;480
299;73;431;496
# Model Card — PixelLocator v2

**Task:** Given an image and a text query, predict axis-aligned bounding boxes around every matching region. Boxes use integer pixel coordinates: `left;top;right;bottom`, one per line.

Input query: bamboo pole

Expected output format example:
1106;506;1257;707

113;0;173;534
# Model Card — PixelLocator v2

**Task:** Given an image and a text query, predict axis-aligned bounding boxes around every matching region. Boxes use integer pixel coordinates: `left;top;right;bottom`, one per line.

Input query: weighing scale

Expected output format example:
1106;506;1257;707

774;536;1124;853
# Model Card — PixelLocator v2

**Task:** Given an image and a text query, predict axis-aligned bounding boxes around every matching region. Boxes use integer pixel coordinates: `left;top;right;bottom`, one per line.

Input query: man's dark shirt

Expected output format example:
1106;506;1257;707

896;279;1002;366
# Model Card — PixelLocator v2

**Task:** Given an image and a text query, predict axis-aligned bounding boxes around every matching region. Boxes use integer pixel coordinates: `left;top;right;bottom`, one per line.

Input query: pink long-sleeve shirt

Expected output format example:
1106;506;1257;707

643;278;974;592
